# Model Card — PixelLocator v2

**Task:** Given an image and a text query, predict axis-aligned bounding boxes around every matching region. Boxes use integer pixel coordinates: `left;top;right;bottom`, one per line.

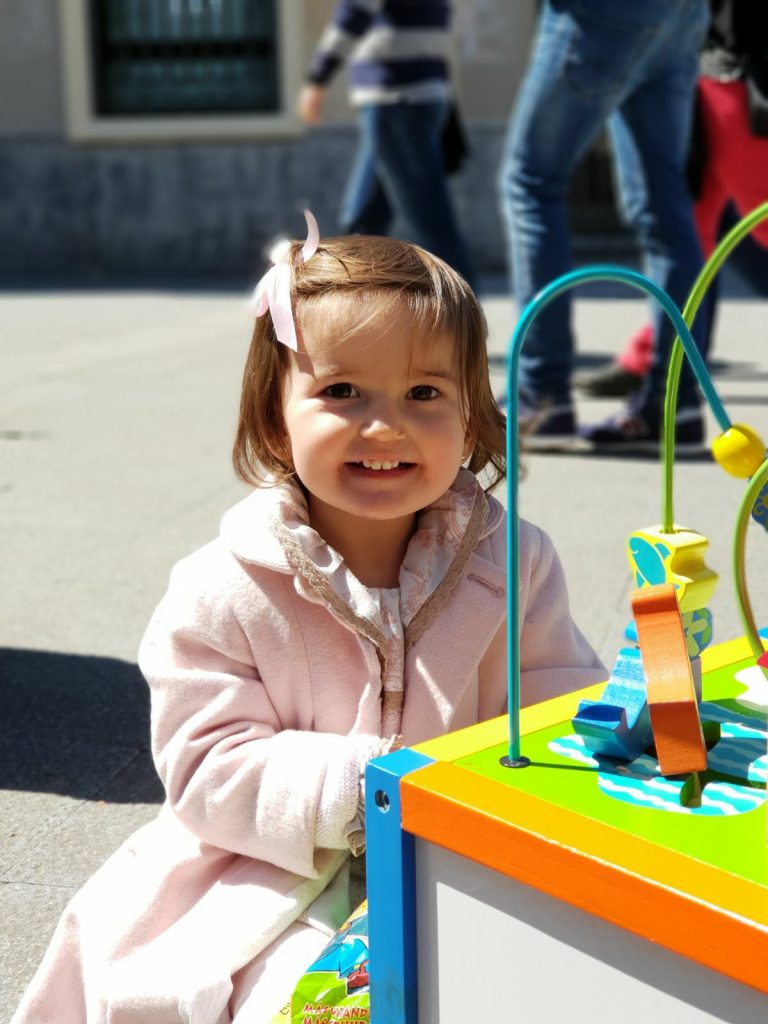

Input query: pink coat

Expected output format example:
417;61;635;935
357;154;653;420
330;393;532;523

13;472;604;1024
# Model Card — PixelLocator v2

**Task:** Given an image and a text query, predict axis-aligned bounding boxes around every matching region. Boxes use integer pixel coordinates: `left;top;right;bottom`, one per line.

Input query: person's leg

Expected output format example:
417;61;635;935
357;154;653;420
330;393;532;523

692;82;731;257
693;162;728;260
576;117;655;399
499;0;665;411
595;5;708;429
608;109;672;313
339;107;394;237
579;67;720;404
366;100;476;287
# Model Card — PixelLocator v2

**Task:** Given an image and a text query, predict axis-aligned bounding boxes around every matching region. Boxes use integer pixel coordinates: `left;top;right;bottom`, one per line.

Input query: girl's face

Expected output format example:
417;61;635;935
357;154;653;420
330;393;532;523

281;302;472;528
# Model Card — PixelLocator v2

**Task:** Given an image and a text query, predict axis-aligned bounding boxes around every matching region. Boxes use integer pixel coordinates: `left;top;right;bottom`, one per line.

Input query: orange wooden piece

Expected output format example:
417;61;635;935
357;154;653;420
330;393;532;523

631;583;707;776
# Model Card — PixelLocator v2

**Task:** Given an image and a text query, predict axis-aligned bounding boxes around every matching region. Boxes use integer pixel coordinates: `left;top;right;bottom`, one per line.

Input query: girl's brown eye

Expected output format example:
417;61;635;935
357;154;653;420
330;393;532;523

323;383;358;399
409;385;440;401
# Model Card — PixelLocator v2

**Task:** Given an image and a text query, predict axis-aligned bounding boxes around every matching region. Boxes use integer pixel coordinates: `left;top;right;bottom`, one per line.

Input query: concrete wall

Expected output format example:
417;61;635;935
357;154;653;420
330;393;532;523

0;0;610;281
0;124;510;280
454;0;537;121
0;1;63;135
1;0;537;136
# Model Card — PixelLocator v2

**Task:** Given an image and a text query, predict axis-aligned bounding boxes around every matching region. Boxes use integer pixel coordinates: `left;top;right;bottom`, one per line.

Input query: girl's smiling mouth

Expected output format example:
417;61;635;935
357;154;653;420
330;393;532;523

346;460;415;475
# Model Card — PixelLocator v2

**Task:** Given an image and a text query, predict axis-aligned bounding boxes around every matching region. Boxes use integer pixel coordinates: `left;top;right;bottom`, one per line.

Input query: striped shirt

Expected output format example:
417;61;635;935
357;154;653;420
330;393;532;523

307;0;452;105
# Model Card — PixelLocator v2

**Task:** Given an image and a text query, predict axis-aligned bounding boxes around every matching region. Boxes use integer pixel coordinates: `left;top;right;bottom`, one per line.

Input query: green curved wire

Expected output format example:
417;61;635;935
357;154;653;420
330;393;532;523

663;202;768;532
733;457;768;667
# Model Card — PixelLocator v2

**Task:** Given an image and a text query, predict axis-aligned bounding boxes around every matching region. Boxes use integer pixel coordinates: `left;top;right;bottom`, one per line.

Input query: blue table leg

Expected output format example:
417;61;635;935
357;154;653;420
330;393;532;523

366;748;434;1024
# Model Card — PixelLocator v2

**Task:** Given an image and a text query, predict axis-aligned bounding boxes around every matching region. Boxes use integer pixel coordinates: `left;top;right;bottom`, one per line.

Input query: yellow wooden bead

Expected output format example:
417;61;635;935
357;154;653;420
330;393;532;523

711;424;766;478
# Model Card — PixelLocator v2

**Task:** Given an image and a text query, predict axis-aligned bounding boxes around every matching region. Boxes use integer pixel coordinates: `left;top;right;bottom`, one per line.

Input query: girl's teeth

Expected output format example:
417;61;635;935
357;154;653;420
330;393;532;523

361;460;399;470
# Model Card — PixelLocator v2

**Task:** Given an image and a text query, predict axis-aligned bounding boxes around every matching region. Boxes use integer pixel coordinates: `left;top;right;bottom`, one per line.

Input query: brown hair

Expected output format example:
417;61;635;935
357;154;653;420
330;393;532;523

233;234;506;490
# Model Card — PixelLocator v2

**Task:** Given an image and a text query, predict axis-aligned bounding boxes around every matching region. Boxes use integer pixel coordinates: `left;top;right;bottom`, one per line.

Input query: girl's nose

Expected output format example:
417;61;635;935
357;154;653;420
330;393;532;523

360;402;406;441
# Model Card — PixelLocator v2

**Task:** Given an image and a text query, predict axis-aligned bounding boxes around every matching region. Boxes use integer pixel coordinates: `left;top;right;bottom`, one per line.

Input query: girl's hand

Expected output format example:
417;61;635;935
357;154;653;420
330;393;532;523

298;84;327;126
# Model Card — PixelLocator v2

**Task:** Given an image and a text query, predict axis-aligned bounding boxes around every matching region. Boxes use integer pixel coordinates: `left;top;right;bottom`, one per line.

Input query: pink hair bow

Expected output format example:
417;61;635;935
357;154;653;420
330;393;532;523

249;209;320;351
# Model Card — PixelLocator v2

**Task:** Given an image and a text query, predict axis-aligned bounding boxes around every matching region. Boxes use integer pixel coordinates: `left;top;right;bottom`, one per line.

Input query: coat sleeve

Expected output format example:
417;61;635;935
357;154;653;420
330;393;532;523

306;1;382;86
138;549;386;879
517;520;607;705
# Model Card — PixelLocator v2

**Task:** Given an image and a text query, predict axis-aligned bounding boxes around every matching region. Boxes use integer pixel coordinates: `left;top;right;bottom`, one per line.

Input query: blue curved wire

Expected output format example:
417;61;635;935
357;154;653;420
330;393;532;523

506;264;729;762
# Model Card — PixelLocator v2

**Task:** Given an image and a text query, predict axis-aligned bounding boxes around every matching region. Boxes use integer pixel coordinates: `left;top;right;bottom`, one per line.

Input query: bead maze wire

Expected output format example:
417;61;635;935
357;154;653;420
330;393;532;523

658;201;768;665
505;266;724;763
663;202;768;533
734;458;768;663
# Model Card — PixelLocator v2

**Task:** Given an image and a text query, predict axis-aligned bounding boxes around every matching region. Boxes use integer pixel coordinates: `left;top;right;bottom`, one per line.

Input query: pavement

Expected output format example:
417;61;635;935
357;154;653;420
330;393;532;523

2;270;768;1021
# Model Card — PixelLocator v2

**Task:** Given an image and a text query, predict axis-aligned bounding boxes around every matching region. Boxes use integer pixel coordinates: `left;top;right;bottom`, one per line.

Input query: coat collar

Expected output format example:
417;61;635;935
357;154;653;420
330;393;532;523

219;470;503;574
219;471;504;652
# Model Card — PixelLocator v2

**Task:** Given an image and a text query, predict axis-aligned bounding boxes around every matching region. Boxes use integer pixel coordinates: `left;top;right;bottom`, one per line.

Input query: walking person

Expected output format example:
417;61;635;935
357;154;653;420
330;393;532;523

501;0;711;452
578;0;768;406
298;0;475;288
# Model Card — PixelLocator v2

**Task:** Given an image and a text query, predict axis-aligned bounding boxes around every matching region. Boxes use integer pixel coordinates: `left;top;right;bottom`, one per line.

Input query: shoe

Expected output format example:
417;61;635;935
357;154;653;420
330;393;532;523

518;394;579;452
574;363;643;399
580;403;705;454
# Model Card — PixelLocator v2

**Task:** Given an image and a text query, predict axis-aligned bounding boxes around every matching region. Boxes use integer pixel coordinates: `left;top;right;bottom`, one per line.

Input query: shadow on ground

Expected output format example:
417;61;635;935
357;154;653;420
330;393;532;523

0;648;163;803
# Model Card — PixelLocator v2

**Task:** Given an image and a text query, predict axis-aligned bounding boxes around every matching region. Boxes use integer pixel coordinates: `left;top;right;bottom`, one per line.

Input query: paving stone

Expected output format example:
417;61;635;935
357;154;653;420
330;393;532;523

0;881;75;1022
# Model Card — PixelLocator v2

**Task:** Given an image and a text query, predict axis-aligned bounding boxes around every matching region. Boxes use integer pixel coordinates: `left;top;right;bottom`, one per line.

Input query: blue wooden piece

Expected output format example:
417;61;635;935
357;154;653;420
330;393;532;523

572;647;653;760
752;481;768;530
680;607;714;657
365;747;434;1024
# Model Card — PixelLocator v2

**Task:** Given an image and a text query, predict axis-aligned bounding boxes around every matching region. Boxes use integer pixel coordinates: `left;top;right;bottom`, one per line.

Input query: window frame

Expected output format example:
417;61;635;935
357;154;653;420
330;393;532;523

59;0;305;142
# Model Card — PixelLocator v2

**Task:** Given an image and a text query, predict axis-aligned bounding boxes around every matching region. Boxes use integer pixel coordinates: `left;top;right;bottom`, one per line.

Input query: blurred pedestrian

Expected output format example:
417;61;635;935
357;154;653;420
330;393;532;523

297;0;475;287
578;0;768;404
501;0;710;453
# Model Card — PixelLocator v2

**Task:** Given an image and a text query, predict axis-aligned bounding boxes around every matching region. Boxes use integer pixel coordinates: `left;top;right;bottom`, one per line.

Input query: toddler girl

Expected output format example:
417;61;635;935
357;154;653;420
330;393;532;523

13;218;604;1024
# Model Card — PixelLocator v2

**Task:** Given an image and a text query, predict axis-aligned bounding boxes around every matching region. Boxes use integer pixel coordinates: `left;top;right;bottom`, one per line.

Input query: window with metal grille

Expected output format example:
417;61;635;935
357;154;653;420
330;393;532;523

89;0;279;116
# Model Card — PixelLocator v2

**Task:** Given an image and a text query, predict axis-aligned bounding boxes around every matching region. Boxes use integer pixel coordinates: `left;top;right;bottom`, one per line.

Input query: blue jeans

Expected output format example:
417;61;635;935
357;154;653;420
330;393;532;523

501;0;710;412
340;100;475;288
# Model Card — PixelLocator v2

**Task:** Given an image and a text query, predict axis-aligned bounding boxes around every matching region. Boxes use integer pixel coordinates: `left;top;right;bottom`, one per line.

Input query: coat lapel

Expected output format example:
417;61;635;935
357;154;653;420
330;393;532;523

400;551;506;743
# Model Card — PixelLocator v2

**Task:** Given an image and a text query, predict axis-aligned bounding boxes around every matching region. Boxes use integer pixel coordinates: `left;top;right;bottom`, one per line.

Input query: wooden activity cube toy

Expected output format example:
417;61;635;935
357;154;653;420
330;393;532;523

366;630;768;1023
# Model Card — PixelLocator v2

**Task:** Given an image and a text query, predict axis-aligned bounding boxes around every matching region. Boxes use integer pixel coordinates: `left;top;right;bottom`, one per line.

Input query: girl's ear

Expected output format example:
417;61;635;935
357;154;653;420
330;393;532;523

462;433;475;462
